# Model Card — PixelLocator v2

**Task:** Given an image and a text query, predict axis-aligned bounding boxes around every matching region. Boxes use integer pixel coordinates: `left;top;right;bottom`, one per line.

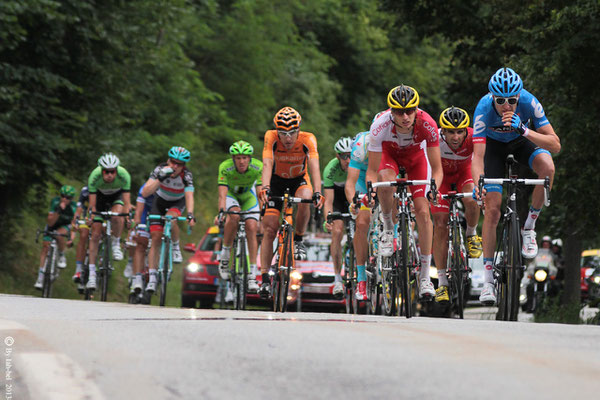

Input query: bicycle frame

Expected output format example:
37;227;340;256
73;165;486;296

36;229;67;298
92;211;128;301
327;211;356;313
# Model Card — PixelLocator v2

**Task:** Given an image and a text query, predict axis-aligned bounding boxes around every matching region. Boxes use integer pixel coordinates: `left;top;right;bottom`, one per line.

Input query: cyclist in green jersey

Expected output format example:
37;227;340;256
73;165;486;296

34;185;77;289
322;137;353;297
215;140;263;292
86;153;132;290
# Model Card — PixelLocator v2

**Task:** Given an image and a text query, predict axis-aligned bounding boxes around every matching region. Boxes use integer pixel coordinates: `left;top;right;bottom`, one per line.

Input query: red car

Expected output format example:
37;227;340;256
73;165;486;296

581;249;600;300
181;226;221;308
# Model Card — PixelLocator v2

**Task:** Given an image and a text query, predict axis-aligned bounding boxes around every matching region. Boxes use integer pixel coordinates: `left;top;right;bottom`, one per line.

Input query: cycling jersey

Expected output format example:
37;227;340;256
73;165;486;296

349;132;369;194
149;163;194;201
136;183;155;226
48;196;76;228
440;127;474;175
88;166;131;195
473;89;550;144
217;158;263;196
263;130;319;179
76;186;89;214
323;158;347;188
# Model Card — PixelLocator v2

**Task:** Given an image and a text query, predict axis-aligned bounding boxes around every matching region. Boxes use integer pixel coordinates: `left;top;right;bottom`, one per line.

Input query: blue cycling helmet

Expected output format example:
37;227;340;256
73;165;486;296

488;67;523;97
168;146;191;163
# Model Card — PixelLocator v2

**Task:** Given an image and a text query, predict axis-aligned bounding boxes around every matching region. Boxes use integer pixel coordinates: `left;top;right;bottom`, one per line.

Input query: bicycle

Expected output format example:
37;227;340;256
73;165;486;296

35;229;70;298
365;202;382;315
126;223;151;305
74;219;93;300
440;190;473;319
478;154;551;321
327;211;357;314
91;210;129;301
368;177;436;318
218;209;261;310
148;214;190;307
265;189;316;312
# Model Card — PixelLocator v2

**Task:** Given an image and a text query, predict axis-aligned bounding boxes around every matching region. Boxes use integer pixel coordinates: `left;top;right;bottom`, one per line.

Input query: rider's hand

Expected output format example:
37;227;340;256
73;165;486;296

259;186;270;204
312;192;324;209
426;190;440;205
187;213;196;227
348;203;358;216
157;166;174;182
322;220;331;233
507;112;527;135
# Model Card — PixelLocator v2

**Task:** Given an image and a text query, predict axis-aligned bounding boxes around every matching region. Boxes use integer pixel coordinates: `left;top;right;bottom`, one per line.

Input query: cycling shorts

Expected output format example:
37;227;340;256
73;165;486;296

93;191;124;222
331;186;350;213
484;136;551;193
43;224;71;242
431;166;474;214
267;174;313;212
226;187;260;221
379;145;429;199
149;196;186;232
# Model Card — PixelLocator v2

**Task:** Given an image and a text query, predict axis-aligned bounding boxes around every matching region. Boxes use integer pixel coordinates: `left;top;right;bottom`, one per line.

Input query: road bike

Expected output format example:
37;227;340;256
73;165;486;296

35;229;70;298
148;214;190;306
478;154;550;321
74;219;93;300
327;211;357;314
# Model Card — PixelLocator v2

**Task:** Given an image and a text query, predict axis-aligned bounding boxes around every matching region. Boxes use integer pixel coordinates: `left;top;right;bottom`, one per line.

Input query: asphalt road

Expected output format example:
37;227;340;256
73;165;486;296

1;294;599;400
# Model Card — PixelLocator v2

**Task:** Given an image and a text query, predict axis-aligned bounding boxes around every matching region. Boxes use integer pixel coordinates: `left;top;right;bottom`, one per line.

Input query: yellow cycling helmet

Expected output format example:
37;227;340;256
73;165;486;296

439;106;470;129
387;85;420;109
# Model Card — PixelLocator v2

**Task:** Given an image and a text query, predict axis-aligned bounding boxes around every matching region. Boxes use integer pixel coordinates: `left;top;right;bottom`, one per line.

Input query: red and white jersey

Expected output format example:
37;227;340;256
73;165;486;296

439;127;474;174
368;108;439;154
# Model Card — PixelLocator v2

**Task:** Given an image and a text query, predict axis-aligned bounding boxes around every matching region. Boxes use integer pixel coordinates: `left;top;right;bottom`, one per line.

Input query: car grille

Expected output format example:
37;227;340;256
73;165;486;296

302;273;334;284
302;292;336;300
205;265;218;276
184;283;216;292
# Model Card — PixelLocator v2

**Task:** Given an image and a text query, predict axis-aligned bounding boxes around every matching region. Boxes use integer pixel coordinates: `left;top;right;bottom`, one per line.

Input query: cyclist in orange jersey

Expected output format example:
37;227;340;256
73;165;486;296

257;107;324;298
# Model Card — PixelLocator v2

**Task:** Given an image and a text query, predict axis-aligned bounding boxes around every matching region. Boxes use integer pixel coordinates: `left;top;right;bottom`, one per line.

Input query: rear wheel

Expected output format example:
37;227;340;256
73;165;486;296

279;228;294;313
451;225;467;319
159;238;170;307
508;216;522;321
42;246;54;298
381;255;396;316
366;258;380;315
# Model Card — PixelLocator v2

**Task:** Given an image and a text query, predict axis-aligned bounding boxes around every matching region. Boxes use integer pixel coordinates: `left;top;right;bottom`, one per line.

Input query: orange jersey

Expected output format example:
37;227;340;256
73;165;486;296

263;130;319;179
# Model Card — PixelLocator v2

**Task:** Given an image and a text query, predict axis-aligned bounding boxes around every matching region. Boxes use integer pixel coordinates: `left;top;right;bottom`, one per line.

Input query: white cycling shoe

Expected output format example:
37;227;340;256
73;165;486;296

332;281;344;297
86;274;97;290
247;278;259;293
419;279;436;298
380;230;394;257
218;259;230;280
172;246;183;264
123;262;133;278
479;282;496;306
57;253;67;269
132;275;144;293
34;275;43;290
112;244;124;261
521;229;538;259
146;280;157;293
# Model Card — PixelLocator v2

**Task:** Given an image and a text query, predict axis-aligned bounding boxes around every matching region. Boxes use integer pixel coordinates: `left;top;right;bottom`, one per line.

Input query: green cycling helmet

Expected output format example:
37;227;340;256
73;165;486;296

229;140;254;156
168;146;191;162
60;185;76;198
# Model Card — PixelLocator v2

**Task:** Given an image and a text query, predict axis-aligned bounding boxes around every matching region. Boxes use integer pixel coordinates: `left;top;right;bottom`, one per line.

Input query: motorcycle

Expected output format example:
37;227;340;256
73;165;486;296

522;248;558;313
586;266;600;307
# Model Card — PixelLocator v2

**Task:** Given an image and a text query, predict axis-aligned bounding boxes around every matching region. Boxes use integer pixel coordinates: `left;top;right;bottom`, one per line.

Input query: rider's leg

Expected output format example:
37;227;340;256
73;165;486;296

526;153;555;228
481;192;502;283
245;217;259;267
331;219;344;280
294;187;313;236
432;212;449;287
259;212;279;291
377;169;398;231
75;227;89;276
413;196;433;278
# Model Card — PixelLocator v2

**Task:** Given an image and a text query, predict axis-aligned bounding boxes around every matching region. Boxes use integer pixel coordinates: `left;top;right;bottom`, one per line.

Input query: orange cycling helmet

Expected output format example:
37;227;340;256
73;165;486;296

387;85;420;109
273;107;302;131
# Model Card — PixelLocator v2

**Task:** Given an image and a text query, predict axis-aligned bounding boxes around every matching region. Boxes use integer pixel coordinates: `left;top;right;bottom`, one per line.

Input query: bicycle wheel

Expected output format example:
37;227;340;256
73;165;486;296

42;246;54;298
398;213;412;318
366;257;380;315
381;255;396;316
239;239;248;311
159;238;170;307
279;227;294;313
231;239;241;310
508;215;522;321
100;238;111;302
272;237;284;312
496;223;511;321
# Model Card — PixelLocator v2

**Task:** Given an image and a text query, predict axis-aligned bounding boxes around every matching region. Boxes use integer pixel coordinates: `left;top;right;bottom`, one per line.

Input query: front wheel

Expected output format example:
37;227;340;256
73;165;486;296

42;246;55;298
159;238;170;307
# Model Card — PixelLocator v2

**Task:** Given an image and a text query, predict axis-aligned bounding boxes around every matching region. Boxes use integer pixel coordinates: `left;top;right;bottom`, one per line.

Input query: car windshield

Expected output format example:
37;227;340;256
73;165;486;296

200;233;221;252
581;255;600;269
305;242;332;262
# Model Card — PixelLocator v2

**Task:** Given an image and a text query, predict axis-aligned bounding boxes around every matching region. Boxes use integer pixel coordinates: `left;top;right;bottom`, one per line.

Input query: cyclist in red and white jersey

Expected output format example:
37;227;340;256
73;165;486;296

367;85;443;299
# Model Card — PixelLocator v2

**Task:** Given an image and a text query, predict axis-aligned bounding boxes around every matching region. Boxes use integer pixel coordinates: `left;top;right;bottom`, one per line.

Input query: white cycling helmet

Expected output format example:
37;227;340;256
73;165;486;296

98;152;120;169
334;137;353;153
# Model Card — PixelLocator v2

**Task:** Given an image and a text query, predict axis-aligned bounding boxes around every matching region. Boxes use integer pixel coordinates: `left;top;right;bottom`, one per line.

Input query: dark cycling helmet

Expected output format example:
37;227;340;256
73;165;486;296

273;107;302;131
98;152;120;169
488;67;523;97
387;85;419;109
168;146;191;162
60;185;76;198
229;140;254;155
439;107;470;129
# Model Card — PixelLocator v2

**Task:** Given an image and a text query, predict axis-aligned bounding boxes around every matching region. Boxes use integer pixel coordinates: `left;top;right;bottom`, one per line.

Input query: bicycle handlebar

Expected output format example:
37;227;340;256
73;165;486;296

35;228;70;243
148;215;188;221
326;211;353;223
267;195;314;204
441;191;474;200
91;211;130;218
478;175;551;207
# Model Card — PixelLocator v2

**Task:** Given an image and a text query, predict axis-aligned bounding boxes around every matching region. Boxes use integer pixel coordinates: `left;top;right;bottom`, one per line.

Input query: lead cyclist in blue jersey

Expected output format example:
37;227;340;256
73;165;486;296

472;67;561;305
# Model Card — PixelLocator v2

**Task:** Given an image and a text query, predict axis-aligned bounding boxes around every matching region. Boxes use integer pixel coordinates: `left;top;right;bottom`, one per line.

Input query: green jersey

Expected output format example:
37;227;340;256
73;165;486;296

88;166;131;195
48;196;76;227
217;158;263;196
323;158;347;188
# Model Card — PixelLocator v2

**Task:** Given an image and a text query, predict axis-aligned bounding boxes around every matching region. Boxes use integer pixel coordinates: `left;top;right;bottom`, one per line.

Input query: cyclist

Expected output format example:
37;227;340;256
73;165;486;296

472;67;560;305
432;107;482;303
367;85;443;299
345;131;373;301
130;183;155;293
323;137;353;297
86;153;131;289
257;106;324;298
141;146;196;293
215;140;263;293
71;186;89;285
34;185;77;289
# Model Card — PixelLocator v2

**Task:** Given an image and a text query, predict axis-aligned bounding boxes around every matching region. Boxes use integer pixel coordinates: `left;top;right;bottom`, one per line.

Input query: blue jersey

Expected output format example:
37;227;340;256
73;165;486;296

473;89;550;143
136;184;155;225
349;131;369;194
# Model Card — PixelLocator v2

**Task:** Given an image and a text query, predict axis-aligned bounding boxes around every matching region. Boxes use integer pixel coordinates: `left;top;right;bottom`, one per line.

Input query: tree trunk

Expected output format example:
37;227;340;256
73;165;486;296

562;230;582;307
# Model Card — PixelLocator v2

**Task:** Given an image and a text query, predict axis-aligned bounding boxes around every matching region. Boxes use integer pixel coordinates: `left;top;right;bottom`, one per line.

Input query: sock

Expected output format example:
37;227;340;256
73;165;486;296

419;254;432;281
221;246;231;260
172;240;180;249
466;225;477;237
483;258;494;283
437;269;449;286
382;213;394;231
75;261;83;273
357;265;366;283
294;234;303;243
250;264;258;277
524;206;541;230
112;236;120;246
89;264;96;274
334;274;342;283
149;269;157;282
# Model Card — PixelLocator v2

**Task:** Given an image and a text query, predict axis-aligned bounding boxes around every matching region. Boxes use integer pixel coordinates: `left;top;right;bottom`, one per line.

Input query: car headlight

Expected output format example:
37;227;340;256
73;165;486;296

186;263;202;273
593;276;600;284
534;269;548;282
291;270;303;281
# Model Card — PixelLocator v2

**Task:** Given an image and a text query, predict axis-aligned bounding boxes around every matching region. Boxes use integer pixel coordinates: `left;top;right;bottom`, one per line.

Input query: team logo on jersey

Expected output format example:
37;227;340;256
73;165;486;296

372;118;392;137
423;121;437;140
473;115;486;136
531;99;545;118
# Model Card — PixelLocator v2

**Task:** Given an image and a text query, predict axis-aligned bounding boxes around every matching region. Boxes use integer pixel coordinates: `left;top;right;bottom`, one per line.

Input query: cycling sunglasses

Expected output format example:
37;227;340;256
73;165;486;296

392;107;416;116
338;153;351;160
61;194;73;200
277;129;299;137
102;169;117;175
169;158;185;166
494;96;519;105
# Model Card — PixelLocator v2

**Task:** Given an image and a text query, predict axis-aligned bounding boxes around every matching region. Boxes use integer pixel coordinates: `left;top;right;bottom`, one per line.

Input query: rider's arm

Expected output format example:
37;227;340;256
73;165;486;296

308;157;322;193
184;190;194;216
261;157;273;188
141;178;160;197
426;146;444;190
88;193;97;214
122;192;132;214
471;142;486;191
523;124;561;154
323;187;334;218
366;151;381;186
217;185;228;213
345;167;359;204
133;200;144;225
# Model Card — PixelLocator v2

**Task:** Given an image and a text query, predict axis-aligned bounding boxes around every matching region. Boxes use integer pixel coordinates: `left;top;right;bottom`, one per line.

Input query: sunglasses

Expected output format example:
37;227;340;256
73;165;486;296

169;158;185;166
392;107;416;116
61;194;73;200
338;153;351;160
494;96;518;105
102;169;117;175
277;129;299;137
